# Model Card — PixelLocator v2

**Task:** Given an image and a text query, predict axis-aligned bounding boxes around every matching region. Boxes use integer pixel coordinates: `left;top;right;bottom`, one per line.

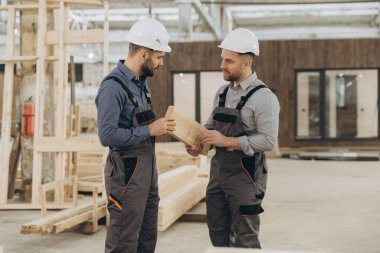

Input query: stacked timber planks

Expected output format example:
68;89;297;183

21;199;106;235
157;164;209;231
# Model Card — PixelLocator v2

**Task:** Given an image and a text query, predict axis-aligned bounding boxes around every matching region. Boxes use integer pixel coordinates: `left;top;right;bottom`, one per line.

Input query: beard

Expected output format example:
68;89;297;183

222;69;242;82
141;58;157;77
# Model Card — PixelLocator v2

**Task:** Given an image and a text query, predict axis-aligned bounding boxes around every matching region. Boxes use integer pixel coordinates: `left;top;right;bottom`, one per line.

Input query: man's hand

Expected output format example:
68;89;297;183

148;117;176;136
186;143;203;157
202;130;228;147
202;130;241;150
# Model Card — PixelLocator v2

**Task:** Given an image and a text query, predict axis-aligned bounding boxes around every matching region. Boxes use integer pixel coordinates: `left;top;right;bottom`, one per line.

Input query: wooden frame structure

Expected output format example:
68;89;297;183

0;0;109;209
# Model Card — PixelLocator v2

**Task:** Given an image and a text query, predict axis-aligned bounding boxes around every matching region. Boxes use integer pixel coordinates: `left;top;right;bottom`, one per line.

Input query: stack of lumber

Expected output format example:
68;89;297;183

21;199;107;235
77;152;104;179
157;164;209;231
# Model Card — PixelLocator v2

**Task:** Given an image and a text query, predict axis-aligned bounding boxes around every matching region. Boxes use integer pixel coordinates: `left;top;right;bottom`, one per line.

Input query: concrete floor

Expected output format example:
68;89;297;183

1;158;380;253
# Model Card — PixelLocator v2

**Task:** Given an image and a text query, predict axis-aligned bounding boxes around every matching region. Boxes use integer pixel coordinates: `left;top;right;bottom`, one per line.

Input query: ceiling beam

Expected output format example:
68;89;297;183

201;0;380;4
179;0;222;39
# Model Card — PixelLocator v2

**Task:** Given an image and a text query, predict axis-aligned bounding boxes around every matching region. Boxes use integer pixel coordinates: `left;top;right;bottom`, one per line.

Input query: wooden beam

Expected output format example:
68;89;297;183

0;203;75;210
7;131;21;199
0;6;16;205
103;1;109;76
165;106;210;155
158;165;197;198
0;56;38;62
35;136;104;152
21;199;106;234
45;30;104;45
52;206;106;233
40;176;77;216
158;179;206;231
32;0;48;205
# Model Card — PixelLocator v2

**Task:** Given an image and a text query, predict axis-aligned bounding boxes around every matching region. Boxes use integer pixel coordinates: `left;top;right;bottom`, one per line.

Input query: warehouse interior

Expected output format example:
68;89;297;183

0;0;380;253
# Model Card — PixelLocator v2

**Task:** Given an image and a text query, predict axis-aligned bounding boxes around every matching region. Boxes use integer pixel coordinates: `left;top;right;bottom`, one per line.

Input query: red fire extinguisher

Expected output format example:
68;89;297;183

22;96;35;137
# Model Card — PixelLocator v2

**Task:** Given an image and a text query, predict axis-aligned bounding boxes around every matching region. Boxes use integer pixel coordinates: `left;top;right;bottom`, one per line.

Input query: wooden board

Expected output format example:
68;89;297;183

21;199;106;234
52;206;106;233
165;106;209;155
158;165;197;198
158;179;206;231
35;136;104;152
45;30;104;45
8;132;21;199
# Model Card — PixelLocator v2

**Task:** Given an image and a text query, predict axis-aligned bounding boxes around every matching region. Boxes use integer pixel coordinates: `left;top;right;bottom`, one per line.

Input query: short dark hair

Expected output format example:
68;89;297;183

128;43;145;56
239;52;255;60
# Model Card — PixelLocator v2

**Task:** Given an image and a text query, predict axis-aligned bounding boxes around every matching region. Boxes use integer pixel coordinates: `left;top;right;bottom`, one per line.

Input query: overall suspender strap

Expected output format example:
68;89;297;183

236;85;266;110
103;75;139;107
143;85;152;104
218;86;230;107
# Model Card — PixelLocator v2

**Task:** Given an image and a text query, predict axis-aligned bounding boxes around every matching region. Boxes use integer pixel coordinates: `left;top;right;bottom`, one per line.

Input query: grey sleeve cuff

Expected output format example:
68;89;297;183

139;125;151;139
238;135;255;156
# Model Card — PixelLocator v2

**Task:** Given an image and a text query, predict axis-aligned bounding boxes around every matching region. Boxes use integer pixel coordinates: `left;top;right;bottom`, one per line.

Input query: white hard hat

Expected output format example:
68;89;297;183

218;28;259;56
127;19;171;53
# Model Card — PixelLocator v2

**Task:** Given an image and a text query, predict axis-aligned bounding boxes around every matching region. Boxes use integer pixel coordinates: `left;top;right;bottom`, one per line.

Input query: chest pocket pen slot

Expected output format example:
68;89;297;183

122;157;138;185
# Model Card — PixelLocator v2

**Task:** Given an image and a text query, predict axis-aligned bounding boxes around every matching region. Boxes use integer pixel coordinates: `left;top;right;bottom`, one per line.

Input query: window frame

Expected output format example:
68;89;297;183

294;68;380;141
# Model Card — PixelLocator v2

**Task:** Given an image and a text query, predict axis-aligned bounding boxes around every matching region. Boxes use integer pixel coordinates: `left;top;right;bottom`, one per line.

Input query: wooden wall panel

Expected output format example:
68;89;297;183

150;39;380;148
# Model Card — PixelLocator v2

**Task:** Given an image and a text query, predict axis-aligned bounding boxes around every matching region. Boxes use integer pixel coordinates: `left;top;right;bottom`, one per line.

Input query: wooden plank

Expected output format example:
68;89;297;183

45;30;104;45
103;1;109;76
40;176;77;216
0;4;58;10
158;179;206;231
63;0;104;6
35;136;103;152
21;199;107;233
0;56;38;62
0;6;16;205
0;203;74;210
78;181;104;192
165;106;209;155
158;165;197;198
7;131;21;198
41;176;77;192
52;206;106;233
32;0;48;205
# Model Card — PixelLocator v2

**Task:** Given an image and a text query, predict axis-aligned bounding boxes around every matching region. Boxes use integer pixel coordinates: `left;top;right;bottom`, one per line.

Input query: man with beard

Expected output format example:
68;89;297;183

95;19;175;253
187;28;280;248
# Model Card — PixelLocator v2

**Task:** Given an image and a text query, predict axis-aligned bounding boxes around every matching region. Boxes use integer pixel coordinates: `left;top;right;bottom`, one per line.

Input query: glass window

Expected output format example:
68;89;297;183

296;72;321;139
173;73;196;121
296;69;378;139
325;70;378;138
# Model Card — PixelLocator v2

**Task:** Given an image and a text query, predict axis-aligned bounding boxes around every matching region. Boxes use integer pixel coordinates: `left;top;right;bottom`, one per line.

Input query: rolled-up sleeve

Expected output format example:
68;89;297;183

95;81;150;147
238;90;280;155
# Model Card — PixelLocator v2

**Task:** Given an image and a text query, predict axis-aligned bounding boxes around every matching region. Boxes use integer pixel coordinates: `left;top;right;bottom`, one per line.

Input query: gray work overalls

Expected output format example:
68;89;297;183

102;75;158;253
206;84;268;248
